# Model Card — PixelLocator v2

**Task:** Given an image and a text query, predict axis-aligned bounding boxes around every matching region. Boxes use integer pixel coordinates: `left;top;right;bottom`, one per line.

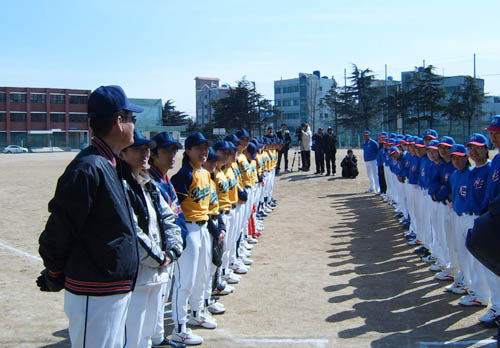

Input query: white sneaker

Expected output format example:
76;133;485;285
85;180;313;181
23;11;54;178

407;238;421;246
421;255;437;263
479;306;500;322
429;263;444;272
223;272;240;284
213;284;234;296
244;242;254;250
242;256;254;265
172;328;204;345
264;208;272;213
459;293;488;307
188;311;218;329
445;282;468;295
435;271;455;281
365;189;373;193
246;236;258;244
207;301;226;315
230;262;248;274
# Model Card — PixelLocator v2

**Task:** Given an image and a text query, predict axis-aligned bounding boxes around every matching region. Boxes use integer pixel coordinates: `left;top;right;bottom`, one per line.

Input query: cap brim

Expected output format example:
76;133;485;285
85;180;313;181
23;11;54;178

191;139;214;147
124;103;144;113
427;146;438;150
466;141;487;147
438;143;453;147
451;152;467;157
424;135;437;139
157;141;183;150
131;139;155;148
485;126;500;132
415;144;426;148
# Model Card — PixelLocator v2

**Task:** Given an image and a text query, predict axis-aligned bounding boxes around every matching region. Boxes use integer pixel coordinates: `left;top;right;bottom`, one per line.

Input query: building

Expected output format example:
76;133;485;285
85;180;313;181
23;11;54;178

273;71;334;131
0;86;90;149
195;77;230;126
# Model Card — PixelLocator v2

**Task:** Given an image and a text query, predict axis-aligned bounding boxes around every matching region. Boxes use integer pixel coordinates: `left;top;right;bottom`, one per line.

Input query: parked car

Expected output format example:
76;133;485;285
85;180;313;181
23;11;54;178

2;145;29;153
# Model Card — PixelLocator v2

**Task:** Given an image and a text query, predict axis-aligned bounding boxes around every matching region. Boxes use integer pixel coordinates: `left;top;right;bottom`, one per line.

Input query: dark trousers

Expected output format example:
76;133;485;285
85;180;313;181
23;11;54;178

301;150;311;170
314;150;325;173
278;148;289;171
325;151;336;175
378;165;387;194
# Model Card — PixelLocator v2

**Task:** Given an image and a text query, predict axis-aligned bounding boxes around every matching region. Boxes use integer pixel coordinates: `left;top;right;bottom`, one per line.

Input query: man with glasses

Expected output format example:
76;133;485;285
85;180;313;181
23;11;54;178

38;85;143;348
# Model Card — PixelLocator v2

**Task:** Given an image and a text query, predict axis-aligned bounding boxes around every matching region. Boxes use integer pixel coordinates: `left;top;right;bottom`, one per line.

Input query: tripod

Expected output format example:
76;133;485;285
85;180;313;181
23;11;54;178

291;145;302;172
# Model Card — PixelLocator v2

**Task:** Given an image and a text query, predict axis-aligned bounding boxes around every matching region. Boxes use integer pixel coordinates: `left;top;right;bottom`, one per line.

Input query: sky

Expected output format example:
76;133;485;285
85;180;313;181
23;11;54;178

2;0;500;119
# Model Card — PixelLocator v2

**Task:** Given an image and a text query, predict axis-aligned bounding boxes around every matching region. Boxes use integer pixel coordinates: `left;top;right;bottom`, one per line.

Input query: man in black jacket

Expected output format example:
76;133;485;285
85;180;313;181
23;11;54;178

312;127;325;174
276;123;291;173
38;85;143;348
324;127;337;176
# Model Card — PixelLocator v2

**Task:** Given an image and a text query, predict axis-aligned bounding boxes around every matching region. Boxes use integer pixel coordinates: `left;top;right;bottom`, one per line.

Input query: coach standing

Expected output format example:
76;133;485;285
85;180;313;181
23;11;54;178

300;123;312;171
38;86;143;348
276;123;291;173
362;130;380;193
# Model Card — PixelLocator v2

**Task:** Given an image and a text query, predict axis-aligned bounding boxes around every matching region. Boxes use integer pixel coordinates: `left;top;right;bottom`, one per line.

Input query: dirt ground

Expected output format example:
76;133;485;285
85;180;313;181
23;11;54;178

0;149;498;348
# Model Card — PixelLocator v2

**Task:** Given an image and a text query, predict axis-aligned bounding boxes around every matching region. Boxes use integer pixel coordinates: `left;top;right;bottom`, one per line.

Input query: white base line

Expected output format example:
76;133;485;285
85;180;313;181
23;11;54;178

419;339;497;347
233;338;329;348
0;240;43;263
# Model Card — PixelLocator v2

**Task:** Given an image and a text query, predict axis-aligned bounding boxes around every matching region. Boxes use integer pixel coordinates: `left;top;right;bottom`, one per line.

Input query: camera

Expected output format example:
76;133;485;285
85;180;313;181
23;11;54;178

295;127;302;139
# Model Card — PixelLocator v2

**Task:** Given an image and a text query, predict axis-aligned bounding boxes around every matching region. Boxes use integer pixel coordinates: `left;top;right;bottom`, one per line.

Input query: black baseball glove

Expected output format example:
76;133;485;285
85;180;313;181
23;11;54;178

212;237;224;267
36;269;65;292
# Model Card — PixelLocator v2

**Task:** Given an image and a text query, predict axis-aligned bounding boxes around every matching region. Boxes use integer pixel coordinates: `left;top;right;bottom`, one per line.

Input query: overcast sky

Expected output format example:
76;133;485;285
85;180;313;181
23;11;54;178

2;0;500;118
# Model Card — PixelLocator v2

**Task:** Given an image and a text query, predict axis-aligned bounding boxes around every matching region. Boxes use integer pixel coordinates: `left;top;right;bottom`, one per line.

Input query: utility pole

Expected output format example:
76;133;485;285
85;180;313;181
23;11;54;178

473;53;476;78
384;64;388;132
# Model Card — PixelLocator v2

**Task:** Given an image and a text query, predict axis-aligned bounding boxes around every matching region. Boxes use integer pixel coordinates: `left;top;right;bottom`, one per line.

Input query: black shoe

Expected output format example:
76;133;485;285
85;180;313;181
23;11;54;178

413;246;427;254
483;318;500;328
325;173;330;176
152;338;186;348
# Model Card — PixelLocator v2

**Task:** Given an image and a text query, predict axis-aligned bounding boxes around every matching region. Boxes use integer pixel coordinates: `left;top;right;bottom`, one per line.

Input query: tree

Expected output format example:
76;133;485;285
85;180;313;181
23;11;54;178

346;65;380;130
321;80;343;134
212;78;273;135
162;99;190;126
461;76;485;137
379;87;412;133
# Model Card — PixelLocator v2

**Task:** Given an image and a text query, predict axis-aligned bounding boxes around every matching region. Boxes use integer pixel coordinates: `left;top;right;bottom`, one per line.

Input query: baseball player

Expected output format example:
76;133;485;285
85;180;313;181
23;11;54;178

37;85;143;348
362;130;380;193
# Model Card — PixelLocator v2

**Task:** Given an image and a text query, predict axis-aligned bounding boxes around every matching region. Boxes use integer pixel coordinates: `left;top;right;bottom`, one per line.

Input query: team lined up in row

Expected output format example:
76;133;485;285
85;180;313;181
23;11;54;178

362;116;500;328
119;129;283;347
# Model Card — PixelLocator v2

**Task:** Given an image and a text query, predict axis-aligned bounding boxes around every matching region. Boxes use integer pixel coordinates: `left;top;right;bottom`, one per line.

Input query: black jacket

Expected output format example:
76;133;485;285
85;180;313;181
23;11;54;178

323;134;337;153
312;133;325;152
38;138;139;296
276;130;291;150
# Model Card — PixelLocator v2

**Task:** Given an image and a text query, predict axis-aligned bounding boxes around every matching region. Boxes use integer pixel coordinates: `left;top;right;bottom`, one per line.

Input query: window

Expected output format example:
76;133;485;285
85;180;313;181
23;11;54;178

284;112;299;119
69;114;88;123
0;92;6;102
69;95;88;104
275;87;281;94
31;113;47;122
50;94;65;104
11;112;27;122
10;93;26;103
275;100;281;107
283;86;299;93
0;112;6;122
30;93;46;104
51;113;66;123
282;98;299;107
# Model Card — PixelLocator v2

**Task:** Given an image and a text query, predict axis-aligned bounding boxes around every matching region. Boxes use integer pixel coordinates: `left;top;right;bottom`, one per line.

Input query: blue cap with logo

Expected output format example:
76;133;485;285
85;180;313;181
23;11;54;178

427;139;440;149
389;146;400;155
438;136;456;147
423;129;439;139
485;115;500;132
213;140;238;152
88;85;143;118
414;137;425;147
224;134;240;145
129;129;155;148
363;130;371;135
467;133;489;147
235;129;251;139
450;144;467;157
246;142;258;160
152;132;182;150
377;131;388;139
185;132;212;149
207;147;219;161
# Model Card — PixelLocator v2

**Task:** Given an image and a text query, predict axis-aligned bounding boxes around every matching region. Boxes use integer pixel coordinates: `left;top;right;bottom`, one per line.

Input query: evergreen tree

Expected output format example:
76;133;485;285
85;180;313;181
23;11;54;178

162;99;190;126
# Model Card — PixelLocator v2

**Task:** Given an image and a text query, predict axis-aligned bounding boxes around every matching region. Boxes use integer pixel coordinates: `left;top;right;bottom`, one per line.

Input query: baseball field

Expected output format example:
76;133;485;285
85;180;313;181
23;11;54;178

0;149;497;348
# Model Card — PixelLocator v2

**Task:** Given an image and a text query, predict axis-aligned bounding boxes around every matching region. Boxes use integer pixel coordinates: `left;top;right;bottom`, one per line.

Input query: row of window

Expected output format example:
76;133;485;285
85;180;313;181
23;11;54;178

276;99;299;107
0;92;88;105
275;85;300;94
283;112;300;119
0;112;87;123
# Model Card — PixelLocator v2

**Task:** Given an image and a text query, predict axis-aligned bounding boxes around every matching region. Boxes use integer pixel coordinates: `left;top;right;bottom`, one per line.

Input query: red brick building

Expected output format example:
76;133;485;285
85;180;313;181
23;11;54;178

0;86;91;149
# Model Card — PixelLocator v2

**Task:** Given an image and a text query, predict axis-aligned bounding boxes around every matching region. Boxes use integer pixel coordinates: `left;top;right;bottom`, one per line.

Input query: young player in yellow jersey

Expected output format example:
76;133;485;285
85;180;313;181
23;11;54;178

243;142;262;242
170;132;214;345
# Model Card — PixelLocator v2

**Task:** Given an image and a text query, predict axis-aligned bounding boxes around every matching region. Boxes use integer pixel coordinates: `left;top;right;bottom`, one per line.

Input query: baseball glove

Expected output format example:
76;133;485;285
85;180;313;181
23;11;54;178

212;238;223;267
36;269;65;292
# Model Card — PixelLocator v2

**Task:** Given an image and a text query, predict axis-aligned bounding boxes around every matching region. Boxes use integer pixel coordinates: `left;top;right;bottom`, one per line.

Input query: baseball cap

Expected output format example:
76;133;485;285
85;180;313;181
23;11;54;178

466;133;489;147
88;85;144;118
363;130;371;135
484;115;500;132
423;129;439;139
235;129;251;139
377;131;388;139
246;142;258;160
185;132;212;149
450;144;467;157
438;136;456;147
224;134;240;145
213;140;237;152
407;136;415;144
152;132;182;150
207;147;219;161
389;146;400;156
129;130;155;148
414;137;425;147
426;139;440;150
250;138;264;149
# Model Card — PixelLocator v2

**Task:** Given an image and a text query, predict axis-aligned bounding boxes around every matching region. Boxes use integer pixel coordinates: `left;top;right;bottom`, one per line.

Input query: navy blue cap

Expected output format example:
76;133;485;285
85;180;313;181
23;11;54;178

88;85;143;118
250;138;263;149
224;134;240;145
423;129;439;139
213;140;237;152
185;132;212;149
485;115;500;131
438;136;456;147
427;139;440;149
363;130;371;135
129;129;155;148
152;132;182;150
467;133;489;147
235;129;251;139
450;144;467;157
207;147;219;161
246;142;257;160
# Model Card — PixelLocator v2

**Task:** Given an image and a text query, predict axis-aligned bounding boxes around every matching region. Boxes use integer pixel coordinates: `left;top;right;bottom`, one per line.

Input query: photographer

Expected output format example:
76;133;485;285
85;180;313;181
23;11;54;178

299;123;312;171
276;123;291;173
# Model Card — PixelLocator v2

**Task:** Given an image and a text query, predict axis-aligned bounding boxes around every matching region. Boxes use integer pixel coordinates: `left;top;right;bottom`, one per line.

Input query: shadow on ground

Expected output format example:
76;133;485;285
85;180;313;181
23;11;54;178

38;329;69;348
324;192;497;348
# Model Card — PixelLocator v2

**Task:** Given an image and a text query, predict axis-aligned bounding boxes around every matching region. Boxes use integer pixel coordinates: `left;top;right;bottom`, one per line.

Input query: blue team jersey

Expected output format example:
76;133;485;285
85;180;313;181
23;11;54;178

468;162;491;215
418;156;432;189
363;139;379;161
427;161;445;196
435;161;456;202
383;149;392;166
400;151;411;178
408;156;421;185
391;157;404;176
450;167;471;215
482;153;500;212
376;146;385;166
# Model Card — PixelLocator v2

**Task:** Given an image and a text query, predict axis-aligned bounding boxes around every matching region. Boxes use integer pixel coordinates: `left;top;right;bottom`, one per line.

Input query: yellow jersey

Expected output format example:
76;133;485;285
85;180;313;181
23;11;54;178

224;165;239;204
208;178;219;216
214;168;232;211
237;153;254;187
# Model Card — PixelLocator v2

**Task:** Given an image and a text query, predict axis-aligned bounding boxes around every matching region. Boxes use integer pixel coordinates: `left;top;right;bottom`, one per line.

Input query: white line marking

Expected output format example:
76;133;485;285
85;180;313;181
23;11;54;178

419;339;497;347
233;338;329;348
0;240;43;263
